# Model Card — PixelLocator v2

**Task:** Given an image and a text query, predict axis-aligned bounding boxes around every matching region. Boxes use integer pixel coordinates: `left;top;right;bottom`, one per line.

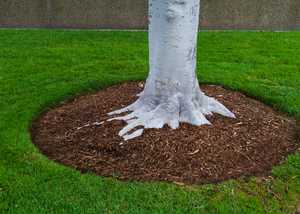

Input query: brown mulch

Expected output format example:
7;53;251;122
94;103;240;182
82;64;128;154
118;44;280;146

31;82;299;185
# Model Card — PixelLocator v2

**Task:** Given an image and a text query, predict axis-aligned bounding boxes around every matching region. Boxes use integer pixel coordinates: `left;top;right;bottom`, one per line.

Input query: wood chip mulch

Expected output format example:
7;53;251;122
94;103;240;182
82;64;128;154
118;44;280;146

31;82;299;185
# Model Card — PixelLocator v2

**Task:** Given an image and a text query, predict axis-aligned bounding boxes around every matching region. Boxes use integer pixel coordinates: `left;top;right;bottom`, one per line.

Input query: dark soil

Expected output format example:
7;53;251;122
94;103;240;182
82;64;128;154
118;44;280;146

31;82;299;185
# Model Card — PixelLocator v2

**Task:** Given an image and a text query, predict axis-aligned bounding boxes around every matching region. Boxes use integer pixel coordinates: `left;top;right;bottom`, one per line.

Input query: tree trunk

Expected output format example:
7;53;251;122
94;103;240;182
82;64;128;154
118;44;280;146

108;0;235;140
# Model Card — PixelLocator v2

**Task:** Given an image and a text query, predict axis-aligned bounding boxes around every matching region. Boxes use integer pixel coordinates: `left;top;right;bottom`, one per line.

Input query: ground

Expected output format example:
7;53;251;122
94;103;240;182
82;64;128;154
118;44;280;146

0;29;299;213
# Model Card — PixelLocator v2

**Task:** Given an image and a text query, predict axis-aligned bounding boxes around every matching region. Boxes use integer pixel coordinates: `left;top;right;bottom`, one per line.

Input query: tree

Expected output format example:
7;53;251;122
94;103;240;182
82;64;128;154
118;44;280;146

108;0;235;140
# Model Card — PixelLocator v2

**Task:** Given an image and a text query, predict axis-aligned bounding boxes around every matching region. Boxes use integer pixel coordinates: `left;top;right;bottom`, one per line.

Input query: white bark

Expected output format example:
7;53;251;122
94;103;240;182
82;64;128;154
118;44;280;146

108;0;235;140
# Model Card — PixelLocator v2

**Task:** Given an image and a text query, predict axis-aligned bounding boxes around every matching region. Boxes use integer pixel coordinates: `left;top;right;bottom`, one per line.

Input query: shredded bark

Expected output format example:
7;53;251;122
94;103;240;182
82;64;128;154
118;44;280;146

31;82;299;184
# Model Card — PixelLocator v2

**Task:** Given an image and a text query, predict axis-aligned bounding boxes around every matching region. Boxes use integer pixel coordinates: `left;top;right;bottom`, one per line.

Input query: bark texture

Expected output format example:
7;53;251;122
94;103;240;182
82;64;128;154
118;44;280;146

109;0;235;140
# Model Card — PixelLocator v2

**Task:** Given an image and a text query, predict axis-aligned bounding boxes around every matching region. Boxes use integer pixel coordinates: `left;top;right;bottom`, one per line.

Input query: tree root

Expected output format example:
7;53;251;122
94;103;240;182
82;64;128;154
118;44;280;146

108;91;235;141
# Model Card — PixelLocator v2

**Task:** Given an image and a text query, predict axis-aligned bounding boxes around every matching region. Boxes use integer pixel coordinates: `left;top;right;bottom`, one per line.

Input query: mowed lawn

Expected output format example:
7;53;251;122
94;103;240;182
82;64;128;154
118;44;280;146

0;29;299;214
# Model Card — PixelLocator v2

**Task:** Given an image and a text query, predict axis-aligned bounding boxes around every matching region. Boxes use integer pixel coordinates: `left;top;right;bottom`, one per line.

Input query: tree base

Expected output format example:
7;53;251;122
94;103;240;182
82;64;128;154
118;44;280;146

108;88;235;140
31;82;299;185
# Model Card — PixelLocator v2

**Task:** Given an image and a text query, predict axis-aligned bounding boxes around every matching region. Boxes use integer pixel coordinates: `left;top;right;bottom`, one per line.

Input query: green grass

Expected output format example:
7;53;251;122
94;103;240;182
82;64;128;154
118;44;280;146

0;29;299;214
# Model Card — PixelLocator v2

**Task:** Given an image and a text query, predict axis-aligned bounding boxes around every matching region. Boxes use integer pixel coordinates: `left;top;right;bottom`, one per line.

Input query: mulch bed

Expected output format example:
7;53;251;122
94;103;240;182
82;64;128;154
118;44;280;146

31;82;299;185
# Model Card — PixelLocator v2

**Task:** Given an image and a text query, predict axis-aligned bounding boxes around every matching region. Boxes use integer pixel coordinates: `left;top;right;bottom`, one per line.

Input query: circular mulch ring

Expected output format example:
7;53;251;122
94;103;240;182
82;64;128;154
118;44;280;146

31;82;299;184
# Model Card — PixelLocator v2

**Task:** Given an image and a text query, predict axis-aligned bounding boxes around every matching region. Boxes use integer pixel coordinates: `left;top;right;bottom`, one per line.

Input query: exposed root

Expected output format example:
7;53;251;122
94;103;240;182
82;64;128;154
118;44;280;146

76;121;104;130
108;91;235;141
